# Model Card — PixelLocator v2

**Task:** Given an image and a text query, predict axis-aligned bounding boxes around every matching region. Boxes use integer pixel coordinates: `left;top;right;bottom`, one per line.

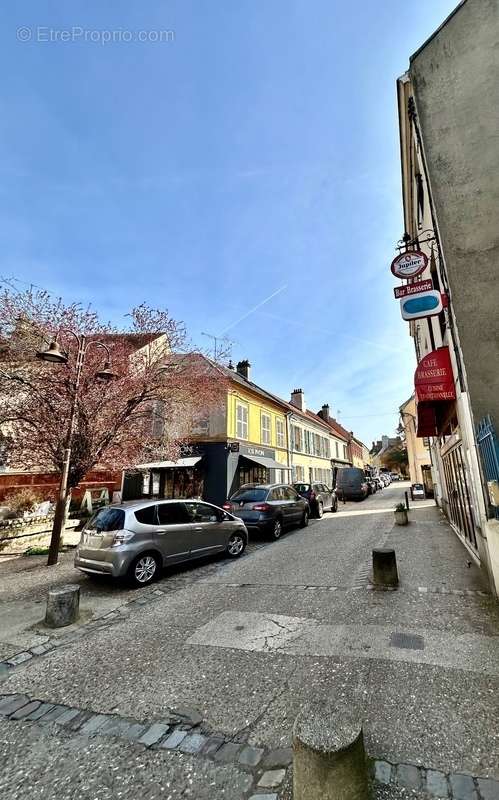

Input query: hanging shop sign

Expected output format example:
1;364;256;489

414;347;456;402
393;279;433;299
400;289;443;321
391;250;428;279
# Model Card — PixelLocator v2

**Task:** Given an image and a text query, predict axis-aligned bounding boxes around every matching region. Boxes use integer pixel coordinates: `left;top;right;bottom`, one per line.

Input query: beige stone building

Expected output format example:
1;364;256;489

396;0;499;594
399;395;432;489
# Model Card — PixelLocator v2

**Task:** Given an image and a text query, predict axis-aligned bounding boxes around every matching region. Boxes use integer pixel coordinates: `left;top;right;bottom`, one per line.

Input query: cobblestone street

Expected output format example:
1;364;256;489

1;483;499;799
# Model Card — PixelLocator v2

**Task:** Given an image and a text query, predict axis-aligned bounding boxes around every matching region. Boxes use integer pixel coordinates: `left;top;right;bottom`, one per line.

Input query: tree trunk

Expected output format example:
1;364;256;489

47;488;72;566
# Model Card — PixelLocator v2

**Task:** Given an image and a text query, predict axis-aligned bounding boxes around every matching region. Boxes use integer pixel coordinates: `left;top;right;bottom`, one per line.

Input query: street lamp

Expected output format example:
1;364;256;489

37;330;117;566
36;340;68;364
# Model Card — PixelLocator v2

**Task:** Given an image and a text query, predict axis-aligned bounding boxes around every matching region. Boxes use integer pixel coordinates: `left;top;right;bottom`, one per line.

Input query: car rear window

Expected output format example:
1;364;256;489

336;468;364;484
413;484;424;490
87;507;125;532
294;484;311;493
231;488;268;503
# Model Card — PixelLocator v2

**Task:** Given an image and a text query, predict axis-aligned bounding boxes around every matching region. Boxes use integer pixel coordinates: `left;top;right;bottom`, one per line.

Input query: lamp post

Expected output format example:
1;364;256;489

36;330;116;566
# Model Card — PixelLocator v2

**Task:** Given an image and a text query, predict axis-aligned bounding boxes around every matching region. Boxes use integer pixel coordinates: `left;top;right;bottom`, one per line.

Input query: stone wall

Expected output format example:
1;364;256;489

0;517;80;555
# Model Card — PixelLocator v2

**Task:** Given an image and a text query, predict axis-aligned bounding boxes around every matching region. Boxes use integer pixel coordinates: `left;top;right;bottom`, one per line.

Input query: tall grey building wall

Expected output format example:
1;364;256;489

409;0;499;428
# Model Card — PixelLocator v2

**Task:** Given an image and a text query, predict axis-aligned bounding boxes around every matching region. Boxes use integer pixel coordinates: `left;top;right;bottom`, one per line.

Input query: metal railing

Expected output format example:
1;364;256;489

476;415;499;521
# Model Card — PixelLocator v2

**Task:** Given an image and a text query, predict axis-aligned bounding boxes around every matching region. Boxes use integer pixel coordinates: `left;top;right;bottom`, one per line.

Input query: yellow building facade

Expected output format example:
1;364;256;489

227;385;289;472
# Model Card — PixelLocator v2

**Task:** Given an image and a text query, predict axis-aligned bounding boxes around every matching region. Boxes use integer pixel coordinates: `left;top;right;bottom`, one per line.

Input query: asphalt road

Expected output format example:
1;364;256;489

1;482;498;800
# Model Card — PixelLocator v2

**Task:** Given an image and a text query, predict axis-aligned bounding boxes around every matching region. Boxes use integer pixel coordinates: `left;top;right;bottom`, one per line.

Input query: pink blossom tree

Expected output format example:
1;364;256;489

0;282;226;564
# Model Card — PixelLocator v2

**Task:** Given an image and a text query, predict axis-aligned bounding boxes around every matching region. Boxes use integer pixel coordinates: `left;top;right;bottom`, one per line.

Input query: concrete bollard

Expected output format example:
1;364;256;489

293;702;369;800
45;584;80;628
372;548;399;588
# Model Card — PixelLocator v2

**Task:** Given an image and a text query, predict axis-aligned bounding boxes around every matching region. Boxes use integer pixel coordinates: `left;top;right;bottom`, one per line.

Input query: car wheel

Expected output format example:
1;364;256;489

128;552;160;588
226;532;246;558
316;502;324;519
270;517;283;540
300;509;309;528
332;499;338;513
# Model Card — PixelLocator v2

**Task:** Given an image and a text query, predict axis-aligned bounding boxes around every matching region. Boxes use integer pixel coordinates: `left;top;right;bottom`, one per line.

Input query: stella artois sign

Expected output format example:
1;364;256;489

391;250;428;279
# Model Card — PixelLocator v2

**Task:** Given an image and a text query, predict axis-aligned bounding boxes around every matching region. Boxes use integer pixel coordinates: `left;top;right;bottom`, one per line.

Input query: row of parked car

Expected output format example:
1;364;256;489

334;468;397;501
74;470;400;589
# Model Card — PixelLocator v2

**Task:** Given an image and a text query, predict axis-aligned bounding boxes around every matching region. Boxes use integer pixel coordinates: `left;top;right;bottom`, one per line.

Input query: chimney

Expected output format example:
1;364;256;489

227;359;235;371
290;388;306;412
318;404;330;423
236;360;251;381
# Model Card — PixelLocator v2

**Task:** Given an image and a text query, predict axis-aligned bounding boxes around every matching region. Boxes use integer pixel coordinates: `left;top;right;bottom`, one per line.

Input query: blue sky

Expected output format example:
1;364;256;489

1;0;457;446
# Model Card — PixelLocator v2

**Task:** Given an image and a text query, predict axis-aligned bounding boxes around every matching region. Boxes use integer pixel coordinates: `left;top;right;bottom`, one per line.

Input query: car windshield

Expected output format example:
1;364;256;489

414;484;424;490
87;507;125;532
294;484;311;493
230;488;268;503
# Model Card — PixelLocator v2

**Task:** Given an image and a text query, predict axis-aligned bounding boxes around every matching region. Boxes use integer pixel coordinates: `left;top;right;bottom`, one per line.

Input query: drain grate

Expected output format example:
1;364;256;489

389;631;425;651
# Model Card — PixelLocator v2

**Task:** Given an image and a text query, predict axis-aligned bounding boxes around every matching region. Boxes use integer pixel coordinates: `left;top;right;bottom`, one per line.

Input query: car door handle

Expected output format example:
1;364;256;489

194;526;203;532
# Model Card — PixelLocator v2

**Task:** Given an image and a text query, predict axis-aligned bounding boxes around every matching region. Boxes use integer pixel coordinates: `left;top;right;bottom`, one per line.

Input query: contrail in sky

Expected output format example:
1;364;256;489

220;284;287;335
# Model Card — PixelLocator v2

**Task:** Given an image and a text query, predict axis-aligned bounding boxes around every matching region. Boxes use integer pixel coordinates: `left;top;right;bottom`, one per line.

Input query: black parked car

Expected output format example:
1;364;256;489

335;468;369;501
293;482;338;518
224;483;309;540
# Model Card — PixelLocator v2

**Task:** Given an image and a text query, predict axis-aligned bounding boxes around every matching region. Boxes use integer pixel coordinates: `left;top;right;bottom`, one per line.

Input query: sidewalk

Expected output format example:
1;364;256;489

0;498;498;799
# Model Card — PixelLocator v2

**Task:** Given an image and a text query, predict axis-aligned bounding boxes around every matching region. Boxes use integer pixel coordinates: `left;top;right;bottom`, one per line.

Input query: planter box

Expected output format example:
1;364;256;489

394;510;408;526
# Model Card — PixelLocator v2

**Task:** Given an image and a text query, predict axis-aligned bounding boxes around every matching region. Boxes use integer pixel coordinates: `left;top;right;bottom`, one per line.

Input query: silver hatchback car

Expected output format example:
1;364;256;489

75;499;248;587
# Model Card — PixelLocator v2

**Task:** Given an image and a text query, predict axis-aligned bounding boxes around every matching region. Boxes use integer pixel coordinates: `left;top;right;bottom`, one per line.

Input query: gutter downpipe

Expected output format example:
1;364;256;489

286;411;293;481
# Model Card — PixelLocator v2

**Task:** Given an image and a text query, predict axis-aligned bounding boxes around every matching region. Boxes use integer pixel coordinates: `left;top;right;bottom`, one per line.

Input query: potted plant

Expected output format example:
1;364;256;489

394;502;408;526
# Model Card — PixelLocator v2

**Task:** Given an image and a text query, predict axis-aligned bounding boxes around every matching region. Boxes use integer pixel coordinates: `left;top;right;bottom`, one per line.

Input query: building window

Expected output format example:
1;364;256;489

293;426;303;452
293;465;305;481
343;444;348;460
236;402;248;440
335;441;339;459
304;430;311;454
261;412;271;445
276;418;285;448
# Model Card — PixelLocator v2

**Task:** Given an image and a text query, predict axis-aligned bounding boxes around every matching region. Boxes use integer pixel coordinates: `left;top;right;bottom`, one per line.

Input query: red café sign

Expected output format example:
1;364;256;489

414;347;456;402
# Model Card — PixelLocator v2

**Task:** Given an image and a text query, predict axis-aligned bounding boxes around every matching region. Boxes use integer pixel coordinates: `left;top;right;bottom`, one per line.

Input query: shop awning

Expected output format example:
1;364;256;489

416;404;437;438
136;457;202;469
240;454;291;471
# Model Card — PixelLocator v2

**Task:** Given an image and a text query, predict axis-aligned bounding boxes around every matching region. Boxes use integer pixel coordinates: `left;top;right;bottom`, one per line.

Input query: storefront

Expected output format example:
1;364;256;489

227;443;291;496
123;455;205;502
414;347;478;550
123;442;291;508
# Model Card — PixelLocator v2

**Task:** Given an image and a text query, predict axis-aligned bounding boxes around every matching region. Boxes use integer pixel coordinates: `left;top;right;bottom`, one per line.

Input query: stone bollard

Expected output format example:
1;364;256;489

293;701;369;800
45;584;80;628
372;548;399;588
